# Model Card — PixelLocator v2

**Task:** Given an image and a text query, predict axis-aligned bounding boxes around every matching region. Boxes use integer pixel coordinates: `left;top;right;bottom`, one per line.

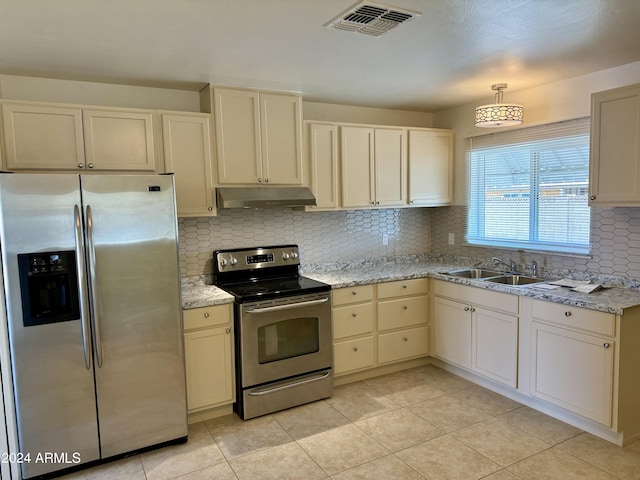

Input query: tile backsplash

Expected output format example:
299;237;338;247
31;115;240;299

178;208;431;277
179;204;640;281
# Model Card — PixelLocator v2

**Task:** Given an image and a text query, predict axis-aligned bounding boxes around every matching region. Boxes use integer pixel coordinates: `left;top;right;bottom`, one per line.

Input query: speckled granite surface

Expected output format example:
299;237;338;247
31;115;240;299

181;256;640;314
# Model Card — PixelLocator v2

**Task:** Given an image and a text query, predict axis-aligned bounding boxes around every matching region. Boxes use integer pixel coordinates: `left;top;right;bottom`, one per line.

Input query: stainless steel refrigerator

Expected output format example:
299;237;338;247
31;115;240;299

0;174;187;479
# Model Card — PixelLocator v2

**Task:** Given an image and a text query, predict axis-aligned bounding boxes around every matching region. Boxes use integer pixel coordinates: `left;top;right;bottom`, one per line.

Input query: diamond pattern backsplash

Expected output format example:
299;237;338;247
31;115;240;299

179;208;431;277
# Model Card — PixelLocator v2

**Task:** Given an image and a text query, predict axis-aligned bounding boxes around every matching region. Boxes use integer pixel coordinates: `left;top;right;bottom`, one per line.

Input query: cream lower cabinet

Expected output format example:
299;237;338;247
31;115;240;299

433;280;518;388
183;304;235;412
162;112;215;216
530;300;615;426
377;279;429;364
333;285;375;375
589;83;640;206
341;126;406;208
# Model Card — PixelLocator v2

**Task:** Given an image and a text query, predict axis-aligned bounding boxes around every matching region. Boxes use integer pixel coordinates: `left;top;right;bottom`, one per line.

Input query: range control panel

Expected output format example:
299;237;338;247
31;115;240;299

215;245;300;272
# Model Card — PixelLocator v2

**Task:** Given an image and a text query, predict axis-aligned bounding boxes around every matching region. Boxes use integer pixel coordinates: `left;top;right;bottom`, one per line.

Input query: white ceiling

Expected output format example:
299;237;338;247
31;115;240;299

1;0;640;111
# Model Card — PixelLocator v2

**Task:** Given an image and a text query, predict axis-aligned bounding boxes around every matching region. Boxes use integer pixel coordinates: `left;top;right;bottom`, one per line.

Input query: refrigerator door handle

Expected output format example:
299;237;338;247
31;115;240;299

74;205;92;370
86;205;104;368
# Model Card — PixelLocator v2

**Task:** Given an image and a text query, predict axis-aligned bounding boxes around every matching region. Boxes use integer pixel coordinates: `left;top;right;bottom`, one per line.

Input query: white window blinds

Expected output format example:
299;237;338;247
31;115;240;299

466;118;591;255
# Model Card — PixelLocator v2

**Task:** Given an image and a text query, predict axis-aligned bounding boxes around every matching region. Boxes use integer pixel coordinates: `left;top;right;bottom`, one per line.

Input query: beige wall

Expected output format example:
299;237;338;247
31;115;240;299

432;60;640;205
303;100;432;127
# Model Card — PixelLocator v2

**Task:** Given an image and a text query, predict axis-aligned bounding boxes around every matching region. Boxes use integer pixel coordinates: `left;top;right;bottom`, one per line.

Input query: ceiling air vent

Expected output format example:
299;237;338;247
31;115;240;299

324;1;421;37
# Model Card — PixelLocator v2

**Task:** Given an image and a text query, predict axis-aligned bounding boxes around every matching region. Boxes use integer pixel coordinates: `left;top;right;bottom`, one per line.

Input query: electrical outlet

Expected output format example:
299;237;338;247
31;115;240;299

448;233;455;245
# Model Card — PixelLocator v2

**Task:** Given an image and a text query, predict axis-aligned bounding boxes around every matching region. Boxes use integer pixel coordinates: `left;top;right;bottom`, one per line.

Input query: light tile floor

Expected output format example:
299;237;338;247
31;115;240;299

60;365;640;480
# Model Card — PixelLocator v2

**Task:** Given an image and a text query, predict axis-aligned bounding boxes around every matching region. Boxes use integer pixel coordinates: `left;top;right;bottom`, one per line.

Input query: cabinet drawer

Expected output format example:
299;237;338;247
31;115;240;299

333;303;374;340
378;325;429;364
377;278;428;299
183;304;232;331
332;285;374;306
334;337;375;375
378;295;428;331
531;300;615;337
434;280;518;314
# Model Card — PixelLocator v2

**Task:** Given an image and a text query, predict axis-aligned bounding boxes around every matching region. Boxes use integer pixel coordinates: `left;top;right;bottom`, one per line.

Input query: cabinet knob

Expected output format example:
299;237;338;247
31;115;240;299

351;291;357;296
77;163;84;169
351;313;357;318
204;312;210;318
590;195;596;201
208;206;213;211
87;163;94;169
402;337;408;342
565;311;572;317
370;201;376;205
353;346;358;352
403;305;408;310
265;178;270;183
470;307;476;312
464;306;470;311
226;328;231;334
402;285;407;289
603;343;610;348
258;178;263;183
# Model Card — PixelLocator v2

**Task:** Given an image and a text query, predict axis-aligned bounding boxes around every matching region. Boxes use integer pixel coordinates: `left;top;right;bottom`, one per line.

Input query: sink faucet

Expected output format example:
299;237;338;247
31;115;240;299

531;260;539;277
491;257;519;274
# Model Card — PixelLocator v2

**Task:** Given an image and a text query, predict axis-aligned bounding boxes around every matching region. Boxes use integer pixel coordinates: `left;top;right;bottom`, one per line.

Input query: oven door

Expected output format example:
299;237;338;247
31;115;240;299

238;292;332;388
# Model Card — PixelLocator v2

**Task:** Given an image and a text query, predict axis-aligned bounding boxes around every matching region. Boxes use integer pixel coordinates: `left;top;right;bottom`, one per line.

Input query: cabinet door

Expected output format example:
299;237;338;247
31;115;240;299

531;322;614;426
472;307;518;387
341;126;375;208
162;113;215;216
214;88;262;183
433;297;471;368
374;128;406;206
2;103;85;170
589;84;640;206
408;129;453;206
184;326;235;412
260;93;303;184
307;122;339;209
83;109;156;171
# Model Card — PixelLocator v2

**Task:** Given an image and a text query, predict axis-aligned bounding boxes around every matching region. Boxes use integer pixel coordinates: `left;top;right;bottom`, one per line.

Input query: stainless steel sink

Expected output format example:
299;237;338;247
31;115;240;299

446;268;505;279
484;275;547;286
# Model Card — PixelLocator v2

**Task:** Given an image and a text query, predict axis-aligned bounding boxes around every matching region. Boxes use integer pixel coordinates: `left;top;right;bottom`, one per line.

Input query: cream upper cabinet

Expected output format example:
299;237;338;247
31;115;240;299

341;126;406;208
305;122;339;210
213;87;303;185
82;108;157;171
162;112;215;217
589;83;640;206
1;102;86;170
408;129;453;206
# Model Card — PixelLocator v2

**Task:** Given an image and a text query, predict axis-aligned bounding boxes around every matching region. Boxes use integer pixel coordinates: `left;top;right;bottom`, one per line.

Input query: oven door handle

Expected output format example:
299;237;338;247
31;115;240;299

248;370;331;396
245;297;329;313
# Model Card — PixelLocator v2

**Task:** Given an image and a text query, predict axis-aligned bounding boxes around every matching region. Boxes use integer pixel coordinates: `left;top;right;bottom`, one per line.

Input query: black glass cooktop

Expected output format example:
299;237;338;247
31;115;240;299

217;275;330;303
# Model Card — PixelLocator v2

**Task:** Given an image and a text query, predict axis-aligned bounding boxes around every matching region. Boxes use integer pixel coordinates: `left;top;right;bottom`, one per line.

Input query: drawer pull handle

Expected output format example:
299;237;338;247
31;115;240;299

464;306;470;312
403;305;408;310
603;343;610;348
226;328;231;334
565;311;572;317
402;337;408;342
353;346;358;352
470;307;475;312
204;312;210;318
402;285;407;289
351;291;357;296
352;313;357;318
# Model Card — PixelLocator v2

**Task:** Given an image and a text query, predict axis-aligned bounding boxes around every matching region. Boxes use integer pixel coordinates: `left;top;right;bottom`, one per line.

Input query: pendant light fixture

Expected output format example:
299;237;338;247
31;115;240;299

475;83;524;128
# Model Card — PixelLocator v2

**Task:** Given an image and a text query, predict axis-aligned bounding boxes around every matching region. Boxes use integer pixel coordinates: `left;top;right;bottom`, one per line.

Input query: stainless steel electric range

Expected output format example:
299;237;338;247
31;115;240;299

213;245;333;419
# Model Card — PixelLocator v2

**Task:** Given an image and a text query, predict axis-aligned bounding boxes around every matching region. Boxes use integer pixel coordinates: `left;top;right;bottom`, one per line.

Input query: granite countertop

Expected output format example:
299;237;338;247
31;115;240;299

181;256;640;315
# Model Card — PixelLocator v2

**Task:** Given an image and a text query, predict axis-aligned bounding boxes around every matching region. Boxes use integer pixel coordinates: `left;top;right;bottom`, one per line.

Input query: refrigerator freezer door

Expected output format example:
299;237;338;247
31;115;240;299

80;175;187;458
0;174;100;478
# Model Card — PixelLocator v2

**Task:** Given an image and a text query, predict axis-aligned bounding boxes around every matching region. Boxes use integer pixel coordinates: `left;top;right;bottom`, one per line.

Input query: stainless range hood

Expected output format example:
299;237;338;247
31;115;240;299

216;186;317;209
